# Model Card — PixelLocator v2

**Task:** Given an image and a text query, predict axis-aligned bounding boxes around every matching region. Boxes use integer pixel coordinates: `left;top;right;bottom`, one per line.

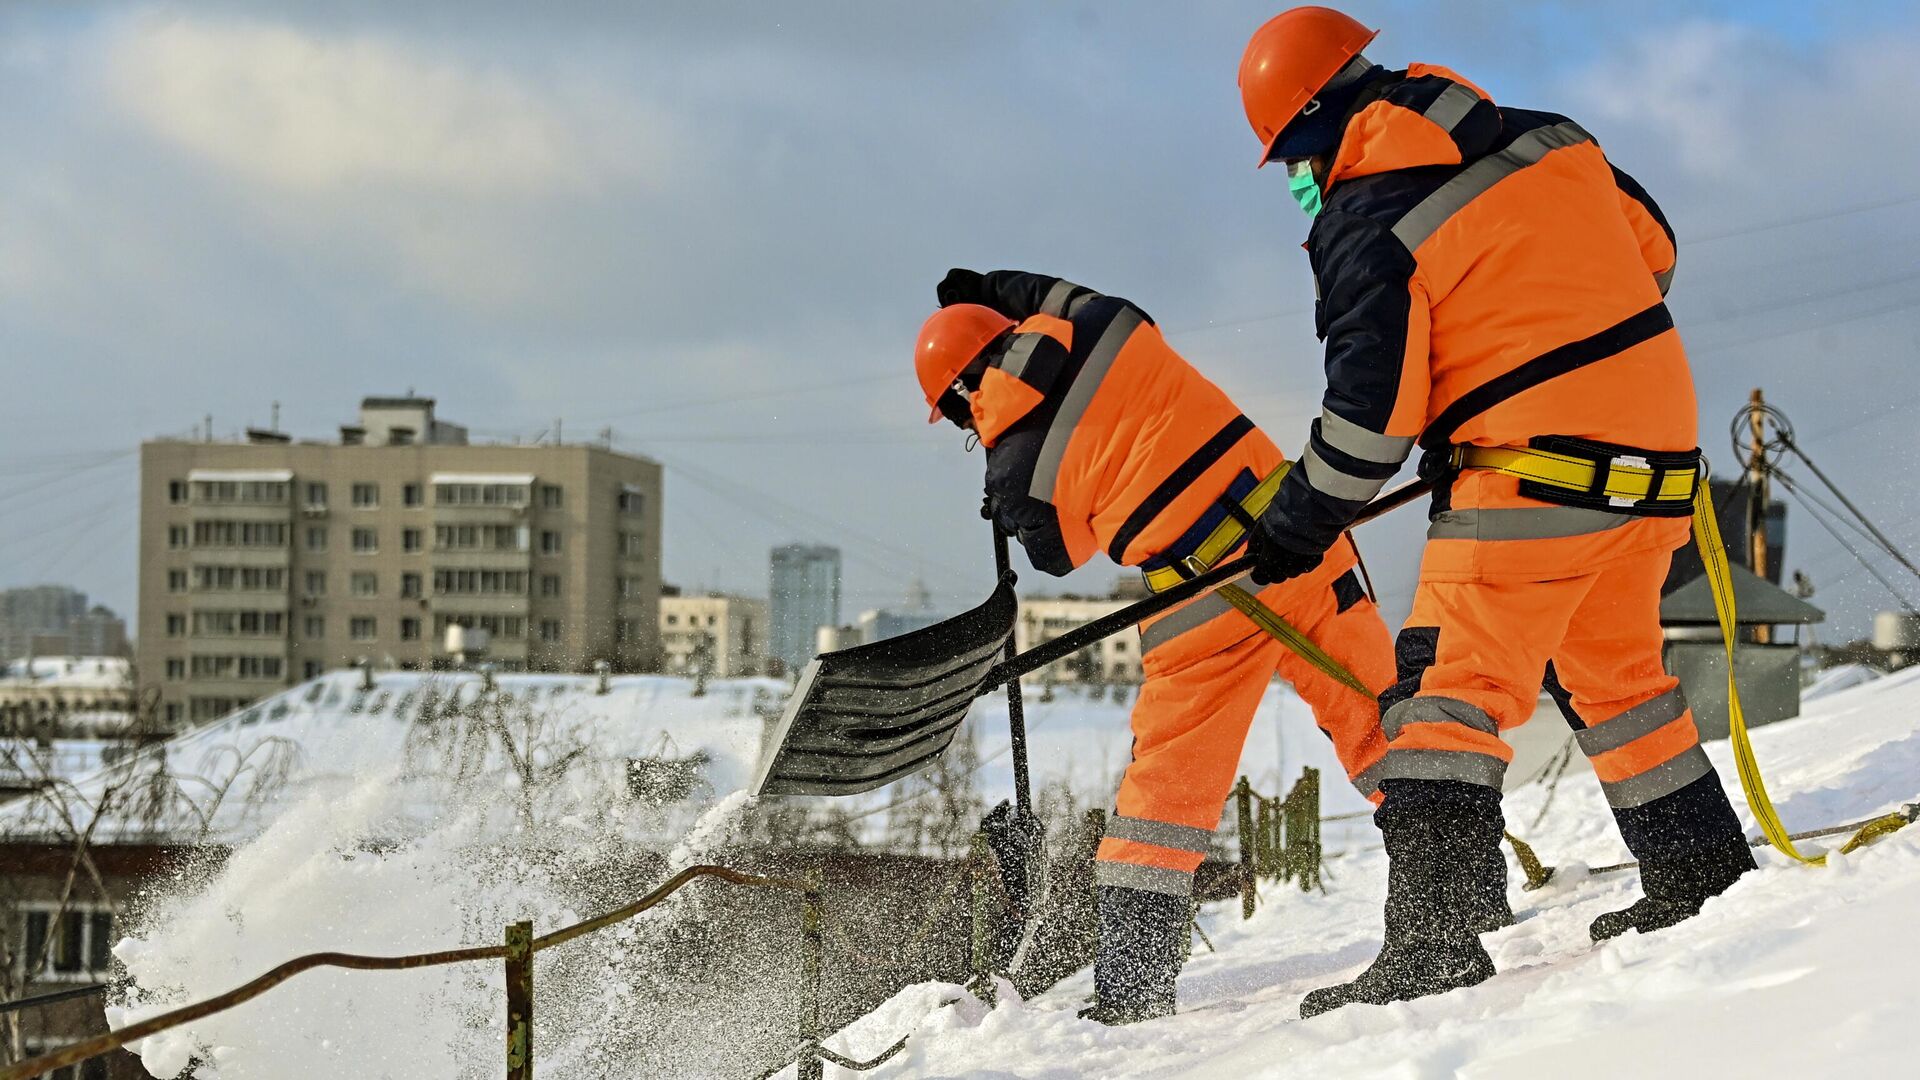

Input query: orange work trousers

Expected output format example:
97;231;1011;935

1380;546;1713;815
1093;560;1395;897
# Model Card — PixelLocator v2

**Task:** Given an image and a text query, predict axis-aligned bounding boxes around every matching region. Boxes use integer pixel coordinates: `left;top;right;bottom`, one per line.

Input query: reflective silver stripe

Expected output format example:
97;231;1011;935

1382;695;1500;742
1138;578;1247;653
1319;409;1416;465
1600;745;1712;809
1422;82;1481;135
1106;814;1214;855
999;333;1045;381
1351;760;1388;800
1040;279;1083;317
1380;747;1507;789
1426;505;1637;542
1095;860;1194;897
1575;689;1690;757
1392;121;1595;252
1325;54;1374;92
1027;309;1141;500
1654;267;1675;296
1301;443;1390;503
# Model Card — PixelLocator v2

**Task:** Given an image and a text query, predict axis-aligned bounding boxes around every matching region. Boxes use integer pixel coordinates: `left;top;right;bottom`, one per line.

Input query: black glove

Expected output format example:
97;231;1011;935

1247;515;1326;586
937;267;987;307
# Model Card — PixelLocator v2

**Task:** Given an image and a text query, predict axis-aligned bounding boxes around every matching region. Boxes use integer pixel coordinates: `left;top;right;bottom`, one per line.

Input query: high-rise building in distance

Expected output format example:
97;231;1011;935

768;544;841;677
138;396;663;726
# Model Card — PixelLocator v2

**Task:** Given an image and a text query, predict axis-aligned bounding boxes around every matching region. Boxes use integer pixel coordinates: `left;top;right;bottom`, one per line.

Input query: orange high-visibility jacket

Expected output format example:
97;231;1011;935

962;271;1355;586
1265;65;1693;582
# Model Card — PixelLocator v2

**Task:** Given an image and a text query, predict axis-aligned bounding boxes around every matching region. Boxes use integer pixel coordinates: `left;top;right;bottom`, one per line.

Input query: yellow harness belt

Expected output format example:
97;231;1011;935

1456;442;1823;864
1140;462;1372;699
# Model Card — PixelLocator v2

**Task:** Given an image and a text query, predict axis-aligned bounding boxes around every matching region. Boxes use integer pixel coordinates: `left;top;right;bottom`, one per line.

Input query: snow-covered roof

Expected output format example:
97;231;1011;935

0;671;781;845
0;655;132;689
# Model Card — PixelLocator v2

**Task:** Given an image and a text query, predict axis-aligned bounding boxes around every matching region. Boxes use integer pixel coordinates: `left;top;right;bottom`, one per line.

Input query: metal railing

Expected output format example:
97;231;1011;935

0;865;842;1080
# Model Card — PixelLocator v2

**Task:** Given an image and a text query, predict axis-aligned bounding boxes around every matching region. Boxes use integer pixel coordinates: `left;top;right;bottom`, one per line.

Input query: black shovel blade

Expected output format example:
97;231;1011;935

751;577;1016;797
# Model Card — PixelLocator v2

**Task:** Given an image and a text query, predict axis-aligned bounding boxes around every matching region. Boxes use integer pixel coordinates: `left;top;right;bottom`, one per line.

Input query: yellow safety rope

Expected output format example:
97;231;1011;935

1449;444;1913;865
1181;555;1373;699
1691;482;1826;864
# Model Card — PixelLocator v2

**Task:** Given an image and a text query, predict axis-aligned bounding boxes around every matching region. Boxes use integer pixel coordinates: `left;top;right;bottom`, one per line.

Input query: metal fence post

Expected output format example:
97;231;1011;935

798;875;824;1080
968;829;995;1002
1293;767;1322;892
504;920;532;1080
1233;777;1256;919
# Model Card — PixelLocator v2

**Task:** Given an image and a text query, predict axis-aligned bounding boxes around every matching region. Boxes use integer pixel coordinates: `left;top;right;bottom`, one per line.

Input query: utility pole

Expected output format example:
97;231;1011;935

1748;387;1772;644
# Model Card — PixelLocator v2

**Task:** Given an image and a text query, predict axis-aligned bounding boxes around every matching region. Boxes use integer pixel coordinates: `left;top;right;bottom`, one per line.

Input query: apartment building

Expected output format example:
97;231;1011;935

659;592;769;677
137;397;663;725
1015;595;1146;685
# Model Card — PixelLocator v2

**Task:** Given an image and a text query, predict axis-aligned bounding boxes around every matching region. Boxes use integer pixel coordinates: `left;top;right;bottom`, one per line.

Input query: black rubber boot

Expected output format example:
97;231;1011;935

1590;771;1757;942
1301;779;1502;1019
1590;836;1756;941
1464;841;1515;934
1077;884;1186;1025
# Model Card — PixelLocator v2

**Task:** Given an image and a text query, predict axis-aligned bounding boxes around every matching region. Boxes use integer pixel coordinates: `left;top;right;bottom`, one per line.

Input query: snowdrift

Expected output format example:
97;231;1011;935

788;667;1920;1078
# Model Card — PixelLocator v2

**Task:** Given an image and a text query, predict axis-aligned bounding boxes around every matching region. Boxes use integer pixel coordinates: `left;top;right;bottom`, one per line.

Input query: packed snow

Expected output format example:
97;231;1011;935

39;662;1915;1077
795;667;1920;1079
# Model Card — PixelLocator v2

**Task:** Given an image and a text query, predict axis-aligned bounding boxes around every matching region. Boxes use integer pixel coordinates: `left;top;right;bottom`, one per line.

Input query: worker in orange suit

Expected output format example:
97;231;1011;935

1235;7;1754;1016
916;269;1398;1024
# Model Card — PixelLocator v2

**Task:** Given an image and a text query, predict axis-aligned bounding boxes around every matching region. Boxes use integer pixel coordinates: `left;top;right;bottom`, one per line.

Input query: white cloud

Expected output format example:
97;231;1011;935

100;12;660;195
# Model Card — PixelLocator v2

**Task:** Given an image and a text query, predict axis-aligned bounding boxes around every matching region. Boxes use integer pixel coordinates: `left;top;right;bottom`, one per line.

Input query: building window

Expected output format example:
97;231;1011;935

350;617;377;641
539;574;561;598
618;489;645;514
434;482;529;507
168;480;188;503
352;527;378;553
666;613;678;626
434;524;526;551
306;526;328;552
305;571;327;595
19;905;116;982
402;528;423;553
192;521;289;547
400;617;421;642
194;480;287;504
303;660;324;679
351;572;378;597
165;658;185;680
168;525;189;549
306;481;328;508
432;569;528;596
166;614;186;637
540;484;563;509
167;569;188;592
538;619;561;642
403;483;422;508
619;532;646;558
616;619;639;643
401;572;422;598
352;483;379;508
539;531;562;555
304;615;324;640
164;702;182;725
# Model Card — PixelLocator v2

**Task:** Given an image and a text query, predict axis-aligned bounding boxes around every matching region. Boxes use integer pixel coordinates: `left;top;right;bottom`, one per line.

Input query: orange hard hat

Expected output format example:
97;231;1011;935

915;304;1014;423
1239;7;1379;167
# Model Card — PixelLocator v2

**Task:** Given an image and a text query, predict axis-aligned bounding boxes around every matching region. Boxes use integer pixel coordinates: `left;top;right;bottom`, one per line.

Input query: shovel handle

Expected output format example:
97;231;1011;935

984;477;1430;687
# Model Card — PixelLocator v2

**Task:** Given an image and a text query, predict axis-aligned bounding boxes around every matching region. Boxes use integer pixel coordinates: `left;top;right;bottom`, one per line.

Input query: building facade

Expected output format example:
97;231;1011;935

659;593;769;678
0;586;129;661
1015;596;1145;685
136;397;664;725
768;544;841;677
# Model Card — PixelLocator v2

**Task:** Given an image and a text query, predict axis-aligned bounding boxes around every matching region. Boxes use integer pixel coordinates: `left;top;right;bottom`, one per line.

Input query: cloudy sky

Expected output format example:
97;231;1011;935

3;0;1918;642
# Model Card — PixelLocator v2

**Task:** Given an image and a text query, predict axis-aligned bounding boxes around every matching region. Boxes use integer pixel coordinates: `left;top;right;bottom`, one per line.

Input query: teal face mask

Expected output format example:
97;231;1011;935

1287;159;1322;219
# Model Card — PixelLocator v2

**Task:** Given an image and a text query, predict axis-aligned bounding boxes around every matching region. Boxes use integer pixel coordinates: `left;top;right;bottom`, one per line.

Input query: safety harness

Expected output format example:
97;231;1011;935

1138;462;1374;698
1433;409;1823;863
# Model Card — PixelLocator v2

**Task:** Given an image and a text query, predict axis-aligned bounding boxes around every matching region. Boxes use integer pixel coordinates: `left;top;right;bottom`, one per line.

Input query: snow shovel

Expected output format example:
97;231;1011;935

747;476;1431;800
